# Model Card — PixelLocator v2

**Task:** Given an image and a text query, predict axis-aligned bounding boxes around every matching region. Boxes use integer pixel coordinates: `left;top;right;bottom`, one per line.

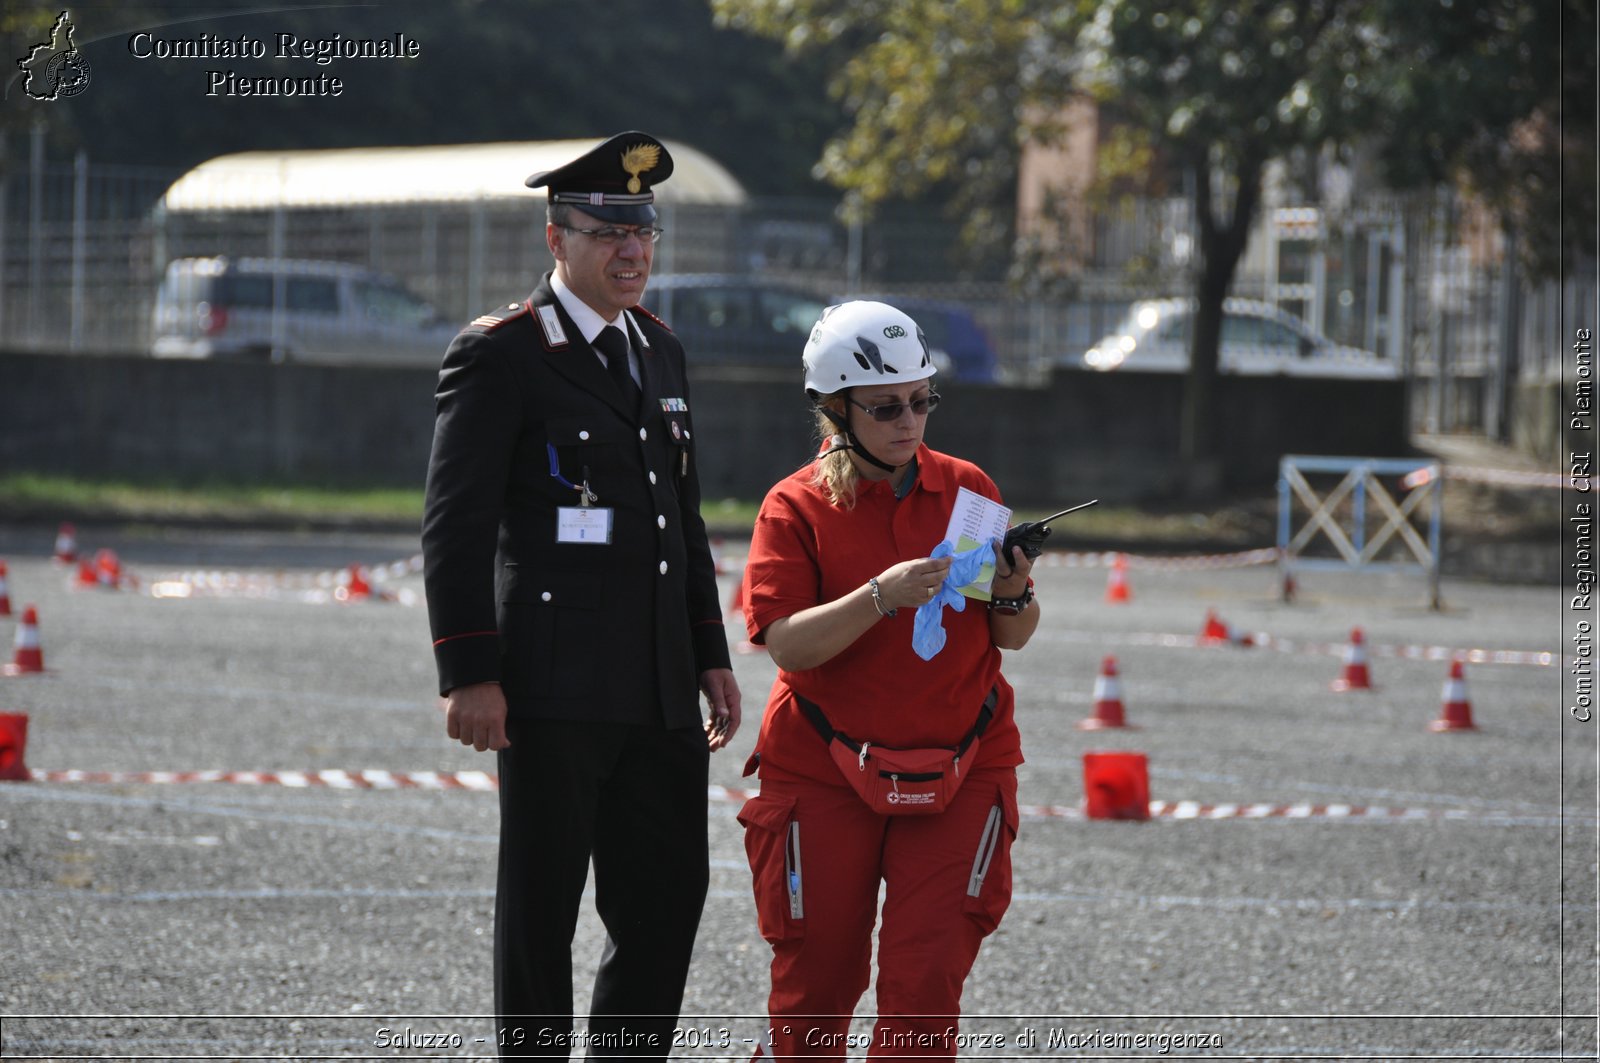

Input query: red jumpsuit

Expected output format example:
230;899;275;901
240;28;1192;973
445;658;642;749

740;444;1024;1060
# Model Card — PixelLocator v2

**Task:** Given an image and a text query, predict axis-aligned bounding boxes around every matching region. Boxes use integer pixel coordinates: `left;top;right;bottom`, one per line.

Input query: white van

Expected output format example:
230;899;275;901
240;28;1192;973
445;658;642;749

150;256;459;365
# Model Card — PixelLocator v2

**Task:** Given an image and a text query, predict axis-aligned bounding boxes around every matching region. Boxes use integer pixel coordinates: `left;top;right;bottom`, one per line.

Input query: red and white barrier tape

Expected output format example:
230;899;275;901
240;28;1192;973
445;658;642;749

1019;800;1543;823
138;554;425;602
18;771;1563;822
1078;629;1558;668
118;545;1281;603
1028;548;1281;571
65;465;1562;604
32;768;496;790
1403;464;1567;490
97;546;1555;667
719;547;1281;573
1254;632;1556;667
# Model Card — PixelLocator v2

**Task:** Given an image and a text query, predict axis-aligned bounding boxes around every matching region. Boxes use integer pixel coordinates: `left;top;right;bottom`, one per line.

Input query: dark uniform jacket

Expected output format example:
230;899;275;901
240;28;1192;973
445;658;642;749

422;272;731;728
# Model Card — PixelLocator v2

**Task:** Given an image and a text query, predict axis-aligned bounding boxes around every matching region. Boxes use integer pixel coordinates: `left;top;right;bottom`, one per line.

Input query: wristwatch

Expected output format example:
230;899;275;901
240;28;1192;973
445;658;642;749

989;584;1035;616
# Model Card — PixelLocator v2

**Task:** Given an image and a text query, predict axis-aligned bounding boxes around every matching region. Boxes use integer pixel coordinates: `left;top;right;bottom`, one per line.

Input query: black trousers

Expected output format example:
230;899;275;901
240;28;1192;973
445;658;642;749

494;718;710;1060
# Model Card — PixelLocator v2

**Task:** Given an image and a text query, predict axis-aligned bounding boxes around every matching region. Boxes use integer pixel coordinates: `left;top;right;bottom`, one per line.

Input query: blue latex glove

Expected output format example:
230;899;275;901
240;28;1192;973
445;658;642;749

911;538;997;661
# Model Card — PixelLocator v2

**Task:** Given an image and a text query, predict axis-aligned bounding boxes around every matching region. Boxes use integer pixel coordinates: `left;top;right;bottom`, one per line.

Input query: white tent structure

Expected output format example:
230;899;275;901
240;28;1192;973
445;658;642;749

151;139;748;316
158;138;747;212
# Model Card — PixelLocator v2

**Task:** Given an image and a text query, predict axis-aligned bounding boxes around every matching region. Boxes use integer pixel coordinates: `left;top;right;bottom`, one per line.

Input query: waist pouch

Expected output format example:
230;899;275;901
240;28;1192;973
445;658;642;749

795;687;997;815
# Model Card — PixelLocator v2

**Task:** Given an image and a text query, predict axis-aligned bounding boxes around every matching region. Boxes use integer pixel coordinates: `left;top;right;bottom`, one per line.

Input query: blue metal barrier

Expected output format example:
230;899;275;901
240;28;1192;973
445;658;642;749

1277;455;1444;609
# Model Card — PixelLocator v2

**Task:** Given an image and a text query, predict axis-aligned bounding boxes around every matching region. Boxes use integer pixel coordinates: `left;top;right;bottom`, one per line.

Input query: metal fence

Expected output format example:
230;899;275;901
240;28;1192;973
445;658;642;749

1;155;1591;452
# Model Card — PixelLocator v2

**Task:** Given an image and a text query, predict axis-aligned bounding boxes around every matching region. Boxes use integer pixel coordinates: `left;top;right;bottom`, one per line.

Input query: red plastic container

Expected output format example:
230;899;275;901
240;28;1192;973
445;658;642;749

1082;750;1149;820
0;713;30;781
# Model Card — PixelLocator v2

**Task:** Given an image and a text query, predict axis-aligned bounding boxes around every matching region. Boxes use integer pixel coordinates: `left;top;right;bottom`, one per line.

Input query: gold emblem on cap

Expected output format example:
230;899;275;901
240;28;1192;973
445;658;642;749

621;143;661;194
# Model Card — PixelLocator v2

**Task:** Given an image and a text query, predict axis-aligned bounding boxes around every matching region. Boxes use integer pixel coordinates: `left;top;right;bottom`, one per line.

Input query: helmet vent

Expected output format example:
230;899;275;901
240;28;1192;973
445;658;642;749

855;336;899;374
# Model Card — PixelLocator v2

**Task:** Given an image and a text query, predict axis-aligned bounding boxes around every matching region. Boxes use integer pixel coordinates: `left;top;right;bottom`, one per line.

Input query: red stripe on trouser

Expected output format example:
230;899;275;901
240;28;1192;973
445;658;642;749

738;765;1017;1061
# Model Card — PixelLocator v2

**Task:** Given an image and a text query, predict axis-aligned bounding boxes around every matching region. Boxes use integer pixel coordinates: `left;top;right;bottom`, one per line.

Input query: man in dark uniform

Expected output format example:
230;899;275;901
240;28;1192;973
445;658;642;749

421;130;742;1058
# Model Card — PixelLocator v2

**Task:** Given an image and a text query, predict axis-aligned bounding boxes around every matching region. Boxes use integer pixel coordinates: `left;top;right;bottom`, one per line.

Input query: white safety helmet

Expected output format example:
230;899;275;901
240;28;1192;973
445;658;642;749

802;301;935;396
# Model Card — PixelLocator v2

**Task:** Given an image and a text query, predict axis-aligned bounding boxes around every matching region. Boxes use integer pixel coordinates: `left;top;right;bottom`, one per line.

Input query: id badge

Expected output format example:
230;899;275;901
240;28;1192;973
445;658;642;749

557;506;613;544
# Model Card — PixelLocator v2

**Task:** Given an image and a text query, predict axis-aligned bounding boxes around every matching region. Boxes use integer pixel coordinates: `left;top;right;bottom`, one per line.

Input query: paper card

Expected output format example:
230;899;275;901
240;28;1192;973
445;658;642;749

942;486;1012;600
556;506;613;544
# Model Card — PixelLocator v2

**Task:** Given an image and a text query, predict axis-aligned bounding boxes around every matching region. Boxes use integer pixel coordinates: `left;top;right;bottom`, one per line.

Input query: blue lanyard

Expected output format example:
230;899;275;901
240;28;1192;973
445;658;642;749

547;444;596;504
547;443;578;490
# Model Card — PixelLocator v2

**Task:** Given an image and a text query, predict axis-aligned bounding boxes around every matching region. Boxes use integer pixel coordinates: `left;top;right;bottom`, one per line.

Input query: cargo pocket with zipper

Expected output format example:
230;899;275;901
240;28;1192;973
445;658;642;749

961;782;1019;935
737;792;805;944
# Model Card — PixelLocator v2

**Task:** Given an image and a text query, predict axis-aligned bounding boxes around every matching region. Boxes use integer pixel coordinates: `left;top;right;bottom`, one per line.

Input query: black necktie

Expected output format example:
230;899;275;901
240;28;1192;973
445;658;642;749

594;325;640;414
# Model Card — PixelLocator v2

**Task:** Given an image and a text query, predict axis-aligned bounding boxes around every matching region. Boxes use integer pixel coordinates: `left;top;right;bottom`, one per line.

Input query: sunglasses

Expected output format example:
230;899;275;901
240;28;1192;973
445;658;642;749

847;393;941;422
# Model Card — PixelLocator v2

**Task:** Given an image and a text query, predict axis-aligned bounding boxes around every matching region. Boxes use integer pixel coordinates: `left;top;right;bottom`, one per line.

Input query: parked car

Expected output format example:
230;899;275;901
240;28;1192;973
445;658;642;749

1068;297;1397;379
642;274;831;372
151;256;458;365
857;295;1001;383
644;275;1003;383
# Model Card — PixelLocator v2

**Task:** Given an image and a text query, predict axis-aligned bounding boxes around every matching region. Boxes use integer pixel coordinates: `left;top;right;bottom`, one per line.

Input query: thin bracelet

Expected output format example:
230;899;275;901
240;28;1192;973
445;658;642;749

868;577;897;618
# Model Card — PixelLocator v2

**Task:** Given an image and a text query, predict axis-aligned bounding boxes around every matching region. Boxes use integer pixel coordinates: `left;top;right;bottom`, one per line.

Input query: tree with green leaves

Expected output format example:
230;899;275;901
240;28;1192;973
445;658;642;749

713;0;1065;252
714;0;1592;494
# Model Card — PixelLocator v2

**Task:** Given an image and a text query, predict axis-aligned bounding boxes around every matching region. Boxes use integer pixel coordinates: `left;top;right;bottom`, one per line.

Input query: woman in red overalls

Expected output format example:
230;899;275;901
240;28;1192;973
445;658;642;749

738;301;1040;1059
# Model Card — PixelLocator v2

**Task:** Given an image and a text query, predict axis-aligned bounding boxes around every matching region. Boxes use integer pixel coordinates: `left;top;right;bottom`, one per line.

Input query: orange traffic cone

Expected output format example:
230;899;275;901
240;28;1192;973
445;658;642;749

1331;627;1374;691
1079;655;1133;730
0;560;11;617
1429;659;1477;732
53;523;77;564
74;559;99;588
0;713;30;781
1082;750;1150;820
1104;553;1131;603
336;564;372;602
3;606;44;675
94;548;123;590
1201;608;1252;645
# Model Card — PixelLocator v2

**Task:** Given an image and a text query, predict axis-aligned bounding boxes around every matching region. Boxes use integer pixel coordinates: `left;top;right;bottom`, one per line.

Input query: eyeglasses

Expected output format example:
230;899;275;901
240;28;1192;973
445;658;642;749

563;225;665;245
847;393;941;422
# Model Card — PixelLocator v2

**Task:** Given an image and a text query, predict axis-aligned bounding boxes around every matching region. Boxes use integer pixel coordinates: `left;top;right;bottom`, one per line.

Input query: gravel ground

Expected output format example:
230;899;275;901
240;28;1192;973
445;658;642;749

0;525;1592;1061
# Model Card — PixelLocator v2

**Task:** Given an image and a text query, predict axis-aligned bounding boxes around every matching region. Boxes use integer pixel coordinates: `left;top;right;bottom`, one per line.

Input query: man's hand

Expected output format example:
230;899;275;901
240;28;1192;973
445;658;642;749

441;681;510;752
700;668;743;752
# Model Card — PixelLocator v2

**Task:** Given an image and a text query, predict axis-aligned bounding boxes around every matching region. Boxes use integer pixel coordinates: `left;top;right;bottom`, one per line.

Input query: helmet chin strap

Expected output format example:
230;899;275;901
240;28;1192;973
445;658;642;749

817;404;903;474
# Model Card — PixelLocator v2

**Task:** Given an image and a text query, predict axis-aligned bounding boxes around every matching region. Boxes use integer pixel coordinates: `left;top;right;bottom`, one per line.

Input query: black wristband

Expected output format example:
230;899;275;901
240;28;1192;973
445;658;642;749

988;584;1035;616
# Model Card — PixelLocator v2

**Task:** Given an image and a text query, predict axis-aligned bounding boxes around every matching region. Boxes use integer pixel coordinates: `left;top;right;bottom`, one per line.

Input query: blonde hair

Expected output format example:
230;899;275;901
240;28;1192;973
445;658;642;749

807;396;860;509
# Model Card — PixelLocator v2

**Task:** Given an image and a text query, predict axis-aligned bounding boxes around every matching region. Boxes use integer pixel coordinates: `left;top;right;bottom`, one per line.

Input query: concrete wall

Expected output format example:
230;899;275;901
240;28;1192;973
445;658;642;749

0;350;1410;505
